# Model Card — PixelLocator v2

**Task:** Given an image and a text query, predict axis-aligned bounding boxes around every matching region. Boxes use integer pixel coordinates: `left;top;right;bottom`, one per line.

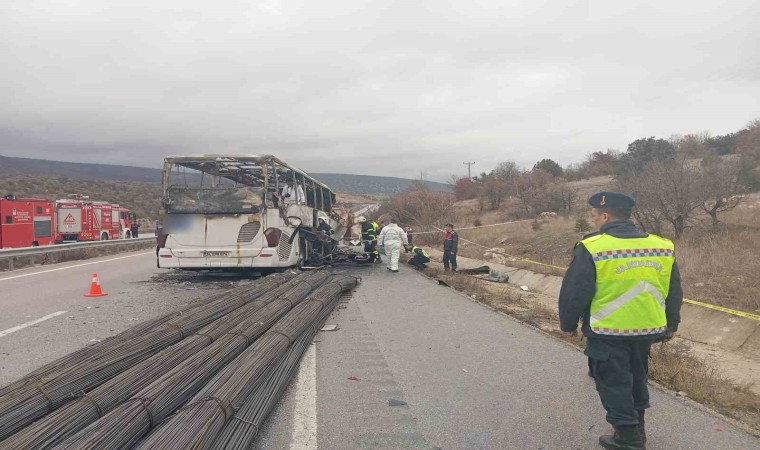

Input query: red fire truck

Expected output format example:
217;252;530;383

0;195;56;249
56;195;134;242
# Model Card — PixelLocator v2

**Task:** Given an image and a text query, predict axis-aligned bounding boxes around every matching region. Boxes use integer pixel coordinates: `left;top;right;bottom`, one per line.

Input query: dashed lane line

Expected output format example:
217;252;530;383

0;310;68;338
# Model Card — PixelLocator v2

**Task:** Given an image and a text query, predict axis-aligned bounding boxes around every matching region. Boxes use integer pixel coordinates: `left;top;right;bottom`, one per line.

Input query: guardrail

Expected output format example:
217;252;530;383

0;237;156;271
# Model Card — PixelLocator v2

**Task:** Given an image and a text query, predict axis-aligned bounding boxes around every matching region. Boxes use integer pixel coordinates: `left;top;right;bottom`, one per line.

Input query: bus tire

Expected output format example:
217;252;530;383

101;232;109;241
31;241;39;247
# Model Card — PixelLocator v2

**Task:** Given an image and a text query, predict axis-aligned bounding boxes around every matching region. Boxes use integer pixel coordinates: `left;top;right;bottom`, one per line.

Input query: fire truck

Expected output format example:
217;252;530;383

56;195;134;242
0;195;56;249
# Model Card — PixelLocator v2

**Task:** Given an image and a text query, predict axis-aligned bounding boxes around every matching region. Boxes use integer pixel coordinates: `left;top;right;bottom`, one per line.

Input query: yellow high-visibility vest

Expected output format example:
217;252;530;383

411;246;429;258
580;233;675;336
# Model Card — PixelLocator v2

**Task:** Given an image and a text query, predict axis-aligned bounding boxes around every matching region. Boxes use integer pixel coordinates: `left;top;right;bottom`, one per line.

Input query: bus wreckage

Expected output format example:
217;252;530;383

156;155;350;271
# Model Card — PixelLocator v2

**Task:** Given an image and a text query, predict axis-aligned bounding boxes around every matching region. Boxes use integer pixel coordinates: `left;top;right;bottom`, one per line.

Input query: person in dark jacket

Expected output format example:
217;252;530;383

559;192;683;450
442;223;458;272
358;216;381;263
405;244;430;270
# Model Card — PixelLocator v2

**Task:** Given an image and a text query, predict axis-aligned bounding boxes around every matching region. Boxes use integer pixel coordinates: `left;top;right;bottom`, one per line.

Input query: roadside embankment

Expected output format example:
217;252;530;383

425;247;760;360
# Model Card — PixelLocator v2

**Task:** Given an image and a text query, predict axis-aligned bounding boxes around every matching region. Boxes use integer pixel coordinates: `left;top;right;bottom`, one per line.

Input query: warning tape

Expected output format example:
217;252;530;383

682;298;760;321
419;223;760;323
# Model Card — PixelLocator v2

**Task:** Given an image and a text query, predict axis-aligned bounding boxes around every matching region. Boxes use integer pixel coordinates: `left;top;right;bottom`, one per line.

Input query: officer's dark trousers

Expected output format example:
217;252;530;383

585;337;653;427
443;250;457;271
409;255;429;269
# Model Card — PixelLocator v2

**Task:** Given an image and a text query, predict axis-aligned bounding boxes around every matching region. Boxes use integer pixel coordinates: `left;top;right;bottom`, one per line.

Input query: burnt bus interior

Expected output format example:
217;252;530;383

163;155;336;217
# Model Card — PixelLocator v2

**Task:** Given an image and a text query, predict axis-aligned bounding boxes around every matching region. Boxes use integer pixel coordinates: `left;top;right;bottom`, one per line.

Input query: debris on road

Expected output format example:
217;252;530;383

388;398;408;407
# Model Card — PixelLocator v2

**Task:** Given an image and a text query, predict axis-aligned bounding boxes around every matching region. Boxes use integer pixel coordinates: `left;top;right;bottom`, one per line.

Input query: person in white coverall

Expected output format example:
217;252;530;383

281;180;305;204
378;218;408;273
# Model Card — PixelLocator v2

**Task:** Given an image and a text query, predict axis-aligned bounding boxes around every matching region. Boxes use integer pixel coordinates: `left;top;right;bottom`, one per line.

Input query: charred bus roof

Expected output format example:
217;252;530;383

162;154;332;191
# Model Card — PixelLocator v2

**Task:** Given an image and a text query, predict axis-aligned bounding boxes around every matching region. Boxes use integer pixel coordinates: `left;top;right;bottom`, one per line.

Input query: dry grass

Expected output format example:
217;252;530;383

650;341;760;426
447;191;760;313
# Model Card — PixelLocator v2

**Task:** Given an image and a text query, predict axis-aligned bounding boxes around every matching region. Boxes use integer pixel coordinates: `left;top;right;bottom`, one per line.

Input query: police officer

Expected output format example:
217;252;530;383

559;192;683;450
442;223;458;272
405;244;430;270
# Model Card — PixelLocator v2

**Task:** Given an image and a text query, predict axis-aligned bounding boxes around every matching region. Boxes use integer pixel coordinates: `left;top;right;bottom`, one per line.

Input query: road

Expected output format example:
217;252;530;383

254;265;759;450
0;251;257;387
1;255;757;449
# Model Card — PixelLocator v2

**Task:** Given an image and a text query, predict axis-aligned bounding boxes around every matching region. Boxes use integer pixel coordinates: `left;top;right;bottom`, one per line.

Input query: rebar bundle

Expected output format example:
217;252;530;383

134;276;358;450
0;272;293;442
210;286;338;450
0;293;215;401
0;271;328;450
51;273;347;450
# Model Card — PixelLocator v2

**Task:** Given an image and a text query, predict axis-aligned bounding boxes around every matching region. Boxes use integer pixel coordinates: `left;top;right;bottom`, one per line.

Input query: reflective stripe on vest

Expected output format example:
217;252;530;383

580;233;675;337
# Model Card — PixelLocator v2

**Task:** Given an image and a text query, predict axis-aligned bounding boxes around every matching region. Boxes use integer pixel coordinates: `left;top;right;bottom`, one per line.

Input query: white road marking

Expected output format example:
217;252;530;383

0;311;68;338
0;252;153;282
290;343;318;450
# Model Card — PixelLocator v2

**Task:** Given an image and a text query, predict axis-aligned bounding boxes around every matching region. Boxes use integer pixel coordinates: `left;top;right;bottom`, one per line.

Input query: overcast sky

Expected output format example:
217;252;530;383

1;1;758;181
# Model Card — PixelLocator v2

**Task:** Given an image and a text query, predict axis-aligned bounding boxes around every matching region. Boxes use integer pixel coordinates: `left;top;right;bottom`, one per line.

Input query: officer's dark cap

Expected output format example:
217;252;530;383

588;192;635;209
445;223;454;228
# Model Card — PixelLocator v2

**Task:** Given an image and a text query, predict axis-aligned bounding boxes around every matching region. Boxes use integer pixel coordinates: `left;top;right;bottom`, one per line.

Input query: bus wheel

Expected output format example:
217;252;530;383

31;241;39;247
101;232;109;241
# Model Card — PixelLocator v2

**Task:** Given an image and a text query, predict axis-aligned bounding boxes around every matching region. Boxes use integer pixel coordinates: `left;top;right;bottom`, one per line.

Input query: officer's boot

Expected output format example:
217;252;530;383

637;410;646;445
599;425;645;450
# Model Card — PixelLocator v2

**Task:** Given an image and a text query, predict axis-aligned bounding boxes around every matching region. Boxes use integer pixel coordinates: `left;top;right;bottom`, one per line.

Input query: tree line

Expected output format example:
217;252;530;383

387;119;760;240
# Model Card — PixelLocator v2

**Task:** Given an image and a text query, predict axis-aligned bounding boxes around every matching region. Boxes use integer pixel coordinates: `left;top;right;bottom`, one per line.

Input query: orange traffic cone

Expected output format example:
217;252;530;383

84;273;108;297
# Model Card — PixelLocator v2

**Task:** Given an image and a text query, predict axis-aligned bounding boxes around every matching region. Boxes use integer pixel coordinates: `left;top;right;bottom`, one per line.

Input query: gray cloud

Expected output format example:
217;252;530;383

1;0;758;181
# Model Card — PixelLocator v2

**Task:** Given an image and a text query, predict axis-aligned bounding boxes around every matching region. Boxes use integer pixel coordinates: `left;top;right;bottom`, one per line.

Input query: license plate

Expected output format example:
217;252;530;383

202;251;231;258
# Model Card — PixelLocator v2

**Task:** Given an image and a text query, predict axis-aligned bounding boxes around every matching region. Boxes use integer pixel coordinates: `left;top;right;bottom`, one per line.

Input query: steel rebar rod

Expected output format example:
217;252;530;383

210;294;334;450
134;275;358;450
51;272;335;450
0;273;293;442
0;271;328;450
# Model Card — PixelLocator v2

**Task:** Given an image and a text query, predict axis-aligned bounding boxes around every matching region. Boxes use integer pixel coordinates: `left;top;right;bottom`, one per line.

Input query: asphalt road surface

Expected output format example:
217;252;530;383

2;255;757;449
0;251;259;387
254;265;759;450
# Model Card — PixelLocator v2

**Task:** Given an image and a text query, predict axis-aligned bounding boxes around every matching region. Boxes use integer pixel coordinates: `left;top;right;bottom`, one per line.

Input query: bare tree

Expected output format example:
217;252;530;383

700;157;747;229
618;157;704;238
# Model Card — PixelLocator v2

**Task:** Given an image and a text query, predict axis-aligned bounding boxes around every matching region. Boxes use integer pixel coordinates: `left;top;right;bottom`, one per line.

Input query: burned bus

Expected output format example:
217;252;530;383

157;155;347;270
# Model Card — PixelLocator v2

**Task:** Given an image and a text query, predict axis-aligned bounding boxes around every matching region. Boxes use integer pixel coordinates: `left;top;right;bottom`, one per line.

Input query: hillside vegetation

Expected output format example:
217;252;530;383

376;119;760;312
0;176;162;220
0;155;450;196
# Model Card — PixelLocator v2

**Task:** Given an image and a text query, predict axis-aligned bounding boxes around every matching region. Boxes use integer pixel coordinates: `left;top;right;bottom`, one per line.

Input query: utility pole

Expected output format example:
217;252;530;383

463;161;475;179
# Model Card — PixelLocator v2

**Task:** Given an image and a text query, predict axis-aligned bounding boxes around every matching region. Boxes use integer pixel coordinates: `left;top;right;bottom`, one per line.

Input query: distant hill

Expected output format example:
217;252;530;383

309;173;450;195
0;155;450;195
0;155;164;183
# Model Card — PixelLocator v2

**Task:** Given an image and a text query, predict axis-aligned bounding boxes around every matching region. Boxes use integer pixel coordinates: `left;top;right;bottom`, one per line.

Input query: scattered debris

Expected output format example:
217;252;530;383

347;376;360;381
462;368;469;373
488;270;510;283
457;266;490;275
388;398;407;407
676;391;688;397
438;279;450;287
320;324;339;331
520;285;529;291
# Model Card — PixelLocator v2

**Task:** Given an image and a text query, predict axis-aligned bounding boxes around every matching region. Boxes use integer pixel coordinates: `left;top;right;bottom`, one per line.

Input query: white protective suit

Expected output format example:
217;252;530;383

378;222;408;271
281;183;305;204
